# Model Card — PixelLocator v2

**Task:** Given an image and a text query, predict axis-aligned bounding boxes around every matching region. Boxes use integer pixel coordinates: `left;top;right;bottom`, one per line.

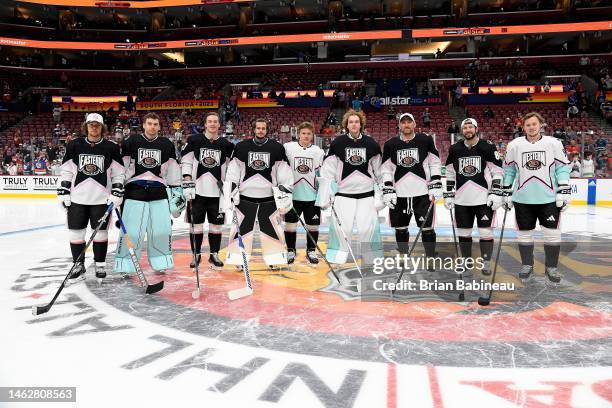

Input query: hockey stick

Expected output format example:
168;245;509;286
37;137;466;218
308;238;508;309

392;198;436;296
288;206;340;283
448;208;465;302
32;203;114;316
115;208;164;295
227;206;253;300
188;200;201;299
330;205;363;280
478;207;508;306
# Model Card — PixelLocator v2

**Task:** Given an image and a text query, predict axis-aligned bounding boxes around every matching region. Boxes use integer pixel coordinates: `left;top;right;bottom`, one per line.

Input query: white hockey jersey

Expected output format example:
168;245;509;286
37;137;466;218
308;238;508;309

284;141;324;202
503;135;570;204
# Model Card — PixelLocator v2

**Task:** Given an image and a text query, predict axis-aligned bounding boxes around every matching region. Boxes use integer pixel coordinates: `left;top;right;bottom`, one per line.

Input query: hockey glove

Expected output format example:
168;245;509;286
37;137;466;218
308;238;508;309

273;185;293;215
382;182;397;210
222;182;240;213
57;181;71;210
502;185;514;210
168;187;186;218
556;183;571;212
182;179;196;201
486;179;504;211
428;177;443;201
107;183;124;209
443;180;455;210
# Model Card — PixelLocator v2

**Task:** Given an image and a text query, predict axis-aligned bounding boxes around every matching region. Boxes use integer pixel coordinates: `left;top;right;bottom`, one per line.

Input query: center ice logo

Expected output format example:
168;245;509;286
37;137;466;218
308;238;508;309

199;148;221;168
78;154;104;176
138;148;162;169
248;151;270;170
345;148;366;166
459;156;482;176
397;148;419;168
294;157;313;174
522;151;546;170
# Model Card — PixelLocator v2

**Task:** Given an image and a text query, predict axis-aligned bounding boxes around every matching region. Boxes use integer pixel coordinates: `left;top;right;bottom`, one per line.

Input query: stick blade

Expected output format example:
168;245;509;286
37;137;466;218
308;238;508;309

228;287;253;300
145;280;164;294
477;297;490;306
32;305;48;316
191;289;200;299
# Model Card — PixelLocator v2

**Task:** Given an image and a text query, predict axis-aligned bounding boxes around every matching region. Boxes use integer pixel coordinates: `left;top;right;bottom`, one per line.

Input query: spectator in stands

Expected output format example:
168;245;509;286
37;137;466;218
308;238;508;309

569;154;582;178
596;151;608;177
553;124;567;144
52;124;62;142
371;96;382;112
290;123;298;141
483;106;494;119
387;104;396;120
46;142;58;162
351;97;363;112
567;139;581;157
579;56;590;67
595;133;608;156
582;152;595;178
543;81;551;93
362;95;370;112
447;120;459;136
514;113;524;131
119;108;129;124
280;123;290;135
422;108;431;128
278;90;286;98
454;83;463;107
7;161;17;175
487;87;494;95
52;105;62;123
565;126;577;141
225;120;234;138
503;117;513;138
567;105;580;119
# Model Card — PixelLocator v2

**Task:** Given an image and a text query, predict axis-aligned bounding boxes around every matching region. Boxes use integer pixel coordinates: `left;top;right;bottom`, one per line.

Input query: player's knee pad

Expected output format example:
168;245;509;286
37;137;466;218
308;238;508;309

94;230;108;242
305;224;318;232
209;224;222;234
478;228;493;240
285;222;298;232
69;229;86;243
457;228;472;238
516;229;534;244
541;227;561;243
193;223;204;234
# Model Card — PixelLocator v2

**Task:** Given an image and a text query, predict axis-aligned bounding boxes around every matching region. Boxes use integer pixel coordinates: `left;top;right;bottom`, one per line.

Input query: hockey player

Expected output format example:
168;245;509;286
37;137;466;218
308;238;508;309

181;112;235;269
283;121;325;264
58;113;125;283
318;109;383;265
223;118;294;267
444;118;504;276
114;112;184;274
503;112;571;284
381;113;442;269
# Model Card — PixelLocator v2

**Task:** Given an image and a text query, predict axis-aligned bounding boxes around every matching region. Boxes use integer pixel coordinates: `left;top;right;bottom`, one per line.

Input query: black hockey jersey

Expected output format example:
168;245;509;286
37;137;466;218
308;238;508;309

225;138;293;198
381;133;441;197
445;138;503;206
180;134;235;197
60;137;125;205
121;134;181;200
320;133;382;195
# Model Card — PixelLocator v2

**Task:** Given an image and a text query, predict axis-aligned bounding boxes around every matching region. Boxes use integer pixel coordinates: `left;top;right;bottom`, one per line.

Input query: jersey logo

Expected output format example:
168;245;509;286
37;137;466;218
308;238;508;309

481;215;489;221
547;215;556;222
458;156;482;177
345;147;366;166
138;148;162;169
522;151;546;171
294;157;313;174
199;148;221;168
248;151;270;170
78;154;105;176
396;148;419;168
312;214;319;220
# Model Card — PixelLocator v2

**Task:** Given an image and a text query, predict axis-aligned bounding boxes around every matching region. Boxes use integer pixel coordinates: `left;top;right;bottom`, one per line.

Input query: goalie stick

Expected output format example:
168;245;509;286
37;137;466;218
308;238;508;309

227;207;253;300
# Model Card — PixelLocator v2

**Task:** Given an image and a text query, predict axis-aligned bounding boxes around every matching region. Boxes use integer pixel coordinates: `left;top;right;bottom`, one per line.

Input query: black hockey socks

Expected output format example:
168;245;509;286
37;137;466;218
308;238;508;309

92;241;108;263
479;238;494;262
543;244;561;268
306;230;319;251
458;236;473;259
518;243;535;266
284;231;297;251
395;229;409;254
422;230;436;258
70;242;86;262
191;232;204;255
209;232;222;254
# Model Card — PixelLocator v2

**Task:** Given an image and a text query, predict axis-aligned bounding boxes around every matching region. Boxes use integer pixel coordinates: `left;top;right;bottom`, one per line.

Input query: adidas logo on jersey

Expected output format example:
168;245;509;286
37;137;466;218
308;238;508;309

481;215;489;221
419;216;425;221
547;215;556;222
312;214;319;220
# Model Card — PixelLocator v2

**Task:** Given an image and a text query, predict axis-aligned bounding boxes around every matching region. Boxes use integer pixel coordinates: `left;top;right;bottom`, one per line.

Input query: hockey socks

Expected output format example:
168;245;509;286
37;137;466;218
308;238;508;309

479;238;494;262
395;228;409;254
518;243;535;266
458;236;473;259
284;231;297;252
93;241;108;263
543;244;561;268
209;232;222;254
422;230;436;259
306;230;319;251
70;242;86;263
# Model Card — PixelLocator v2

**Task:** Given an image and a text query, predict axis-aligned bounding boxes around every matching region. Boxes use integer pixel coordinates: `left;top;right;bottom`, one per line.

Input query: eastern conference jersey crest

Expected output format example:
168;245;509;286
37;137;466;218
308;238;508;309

345;147;366;166
294;157;313;174
137;148;162;169
78;154;104;176
199;148;221;168
522;151;546;171
248;151;270;170
459;156;482;177
396;148;419;168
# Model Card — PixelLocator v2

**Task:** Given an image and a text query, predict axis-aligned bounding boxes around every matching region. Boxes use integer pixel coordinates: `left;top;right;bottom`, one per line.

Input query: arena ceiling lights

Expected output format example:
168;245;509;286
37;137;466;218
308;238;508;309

15;0;254;8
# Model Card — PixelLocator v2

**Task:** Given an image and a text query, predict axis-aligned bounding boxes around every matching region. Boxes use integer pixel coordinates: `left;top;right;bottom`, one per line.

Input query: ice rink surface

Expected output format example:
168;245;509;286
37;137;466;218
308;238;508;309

1;198;611;408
